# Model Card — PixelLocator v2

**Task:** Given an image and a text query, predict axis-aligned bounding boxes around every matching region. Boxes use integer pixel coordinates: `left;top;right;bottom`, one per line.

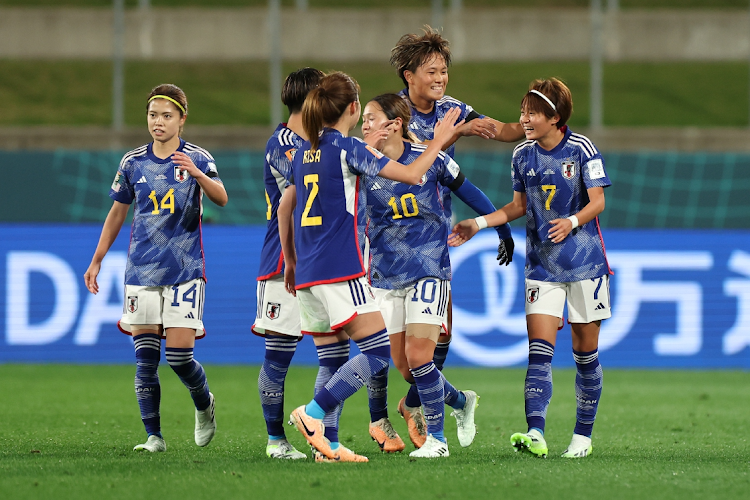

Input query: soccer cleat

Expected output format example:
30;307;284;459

561;434;593;458
133;434;166;453
266;439;307;460
510;429;548;458
195;392;216;447
369;417;405;453
450;390;480;447
397;396;427;449
314;444;369;463
289;405;334;459
408;434;449;458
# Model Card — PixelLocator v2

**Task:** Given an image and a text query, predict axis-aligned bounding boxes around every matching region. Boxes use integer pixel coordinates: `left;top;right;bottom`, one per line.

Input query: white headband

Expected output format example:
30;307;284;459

528;89;556;111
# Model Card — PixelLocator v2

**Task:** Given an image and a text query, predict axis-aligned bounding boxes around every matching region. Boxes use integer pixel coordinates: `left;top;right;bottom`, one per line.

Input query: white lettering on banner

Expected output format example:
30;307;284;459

74;253;126;345
722;250;750;355
602;252;713;356
6;252;79;345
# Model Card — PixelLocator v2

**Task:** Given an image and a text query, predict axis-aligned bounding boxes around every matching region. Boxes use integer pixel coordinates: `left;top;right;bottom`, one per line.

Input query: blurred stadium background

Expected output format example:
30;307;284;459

1;0;748;369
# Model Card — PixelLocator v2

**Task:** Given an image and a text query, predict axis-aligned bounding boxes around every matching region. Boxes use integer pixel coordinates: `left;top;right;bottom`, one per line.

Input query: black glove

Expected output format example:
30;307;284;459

497;237;514;266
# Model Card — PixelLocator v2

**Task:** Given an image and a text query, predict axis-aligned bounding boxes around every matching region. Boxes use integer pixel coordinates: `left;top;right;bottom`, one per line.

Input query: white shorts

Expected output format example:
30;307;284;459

119;278;206;338
296;276;380;335
252;275;302;338
373;278;450;335
525;275;611;324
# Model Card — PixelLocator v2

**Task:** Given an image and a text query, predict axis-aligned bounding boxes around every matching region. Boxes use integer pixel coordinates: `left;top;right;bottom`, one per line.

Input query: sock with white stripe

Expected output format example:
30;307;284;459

165;347;211;411
312;329;390;414
573;349;603;438
525;339;555;433
312;339;350;444
133;334;162;437
258;334;297;439
433;339;451;371
410;361;446;442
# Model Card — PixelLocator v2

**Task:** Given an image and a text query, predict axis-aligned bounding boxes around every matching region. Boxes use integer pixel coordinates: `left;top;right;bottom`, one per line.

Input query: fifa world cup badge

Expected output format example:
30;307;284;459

266;302;281;320
527;287;539;304
174;165;189;182
127;296;138;313
561;160;576;179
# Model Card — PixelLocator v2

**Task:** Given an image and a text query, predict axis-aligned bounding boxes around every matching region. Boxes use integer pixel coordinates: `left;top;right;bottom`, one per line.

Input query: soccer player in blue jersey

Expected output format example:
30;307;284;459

283;72;462;462
253;68;325;460
361;93;483;458
389;25;523;445
449;78;612;459
84;84;227;453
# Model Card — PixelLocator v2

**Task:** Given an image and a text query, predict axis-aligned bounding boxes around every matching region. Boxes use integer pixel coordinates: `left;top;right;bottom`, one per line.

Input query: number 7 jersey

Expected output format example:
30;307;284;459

109;139;221;286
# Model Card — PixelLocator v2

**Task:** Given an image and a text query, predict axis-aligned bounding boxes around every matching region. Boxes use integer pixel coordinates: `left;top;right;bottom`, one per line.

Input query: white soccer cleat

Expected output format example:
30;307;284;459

451;390;480;447
561;434;593;458
195;392;216;447
408;434;449;458
133;434;166;453
266;439;307;460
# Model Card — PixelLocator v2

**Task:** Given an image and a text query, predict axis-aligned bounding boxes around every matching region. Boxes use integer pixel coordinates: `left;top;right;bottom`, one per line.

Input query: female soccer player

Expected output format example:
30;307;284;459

84;84;227;453
448;78;612;459
253;68;324;460
361;93;482;458
284;72;461;462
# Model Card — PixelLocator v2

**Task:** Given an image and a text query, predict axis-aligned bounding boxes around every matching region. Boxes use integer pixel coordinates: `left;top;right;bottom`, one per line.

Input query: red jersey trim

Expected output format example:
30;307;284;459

296;271;366;290
257;252;284;281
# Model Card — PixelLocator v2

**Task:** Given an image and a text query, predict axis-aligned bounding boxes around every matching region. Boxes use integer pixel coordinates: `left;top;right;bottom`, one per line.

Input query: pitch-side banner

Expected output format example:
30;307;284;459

0;224;747;368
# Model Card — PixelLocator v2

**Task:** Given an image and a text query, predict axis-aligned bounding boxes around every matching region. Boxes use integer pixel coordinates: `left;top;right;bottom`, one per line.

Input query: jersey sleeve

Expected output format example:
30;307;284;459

582;153;611;189
190;150;221;183
344;137;391;176
437;153;461;187
109;155;135;204
511;153;526;193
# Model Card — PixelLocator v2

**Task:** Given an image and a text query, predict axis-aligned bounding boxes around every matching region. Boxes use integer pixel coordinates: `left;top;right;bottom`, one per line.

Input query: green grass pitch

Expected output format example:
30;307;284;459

0;365;748;499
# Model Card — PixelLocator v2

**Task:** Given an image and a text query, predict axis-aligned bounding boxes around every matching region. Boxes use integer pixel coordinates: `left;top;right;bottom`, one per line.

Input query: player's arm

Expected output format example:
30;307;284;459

84;200;130;294
277;184;297;296
448;191;526;247
483;118;525;143
422;110;488;150
172;151;228;207
548;186;605;244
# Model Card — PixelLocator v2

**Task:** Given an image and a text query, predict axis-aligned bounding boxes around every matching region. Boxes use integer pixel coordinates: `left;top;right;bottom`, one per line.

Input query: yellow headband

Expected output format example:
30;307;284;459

148;95;186;115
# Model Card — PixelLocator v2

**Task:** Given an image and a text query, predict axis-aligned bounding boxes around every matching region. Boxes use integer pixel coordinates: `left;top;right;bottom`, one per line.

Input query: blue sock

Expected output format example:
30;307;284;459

165;347;211;411
404;383;421;407
368;369;389;422
573;349;603;438
433;339;451;371
525;339;554;433
313;340;349;443
133;334;161;437
258;334;297;439
313;330;390;414
410;361;446;442
441;372;466;410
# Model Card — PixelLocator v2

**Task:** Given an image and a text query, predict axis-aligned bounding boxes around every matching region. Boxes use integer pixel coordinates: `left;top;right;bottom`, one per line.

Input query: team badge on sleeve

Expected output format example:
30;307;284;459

111;171;123;192
561;160;576;179
127;296;138;313
587;158;605;179
174;166;189;182
266;302;281;320
527;287;539;304
365;145;384;159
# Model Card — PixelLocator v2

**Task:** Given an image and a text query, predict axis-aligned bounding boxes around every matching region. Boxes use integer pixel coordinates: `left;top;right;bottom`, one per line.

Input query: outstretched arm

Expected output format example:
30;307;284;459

448;191;526;247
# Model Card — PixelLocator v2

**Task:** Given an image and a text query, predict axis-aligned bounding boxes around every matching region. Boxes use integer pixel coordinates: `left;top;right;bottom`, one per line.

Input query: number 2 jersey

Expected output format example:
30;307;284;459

289;128;390;289
110;139;221;286
512;126;612;283
365;142;460;290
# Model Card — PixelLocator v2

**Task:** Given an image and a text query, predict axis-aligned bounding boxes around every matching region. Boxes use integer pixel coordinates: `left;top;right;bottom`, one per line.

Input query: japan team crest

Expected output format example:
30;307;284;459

174;165;189;182
526;287;539;304
127;296;138;313
266;302;281;320
561;160;576;179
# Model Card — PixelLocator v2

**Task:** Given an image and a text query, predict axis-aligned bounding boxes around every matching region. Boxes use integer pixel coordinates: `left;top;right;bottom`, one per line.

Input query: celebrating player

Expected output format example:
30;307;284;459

448;78;612;459
253;68;325;460
84;84;227;453
284;72;462;462
361;93;481;458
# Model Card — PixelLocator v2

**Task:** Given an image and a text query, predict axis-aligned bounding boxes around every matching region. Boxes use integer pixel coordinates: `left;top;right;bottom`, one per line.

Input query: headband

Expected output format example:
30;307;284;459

148;95;187;115
528;89;556;111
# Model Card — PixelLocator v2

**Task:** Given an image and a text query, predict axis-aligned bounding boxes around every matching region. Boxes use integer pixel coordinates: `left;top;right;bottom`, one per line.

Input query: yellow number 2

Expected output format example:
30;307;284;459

542;185;556;210
301;174;322;227
148;188;175;214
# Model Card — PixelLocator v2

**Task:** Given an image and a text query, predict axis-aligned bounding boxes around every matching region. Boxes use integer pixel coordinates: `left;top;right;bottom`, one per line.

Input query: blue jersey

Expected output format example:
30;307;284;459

511;127;612;282
257;124;303;280
365;142;460;289
290;128;391;289
110;140;221;286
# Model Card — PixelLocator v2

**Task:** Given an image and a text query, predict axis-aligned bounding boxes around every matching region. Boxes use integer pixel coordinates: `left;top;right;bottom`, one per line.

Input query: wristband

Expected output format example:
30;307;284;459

474;216;488;230
567;215;579;229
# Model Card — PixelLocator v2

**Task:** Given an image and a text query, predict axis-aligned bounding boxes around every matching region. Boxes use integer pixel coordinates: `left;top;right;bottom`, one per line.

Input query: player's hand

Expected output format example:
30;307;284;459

363;129;389;150
448;219;480;247
84;262;101;294
458;117;497;140
497;237;514;266
433;107;464;149
171;151;201;178
284;263;297;297
548;218;574;244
